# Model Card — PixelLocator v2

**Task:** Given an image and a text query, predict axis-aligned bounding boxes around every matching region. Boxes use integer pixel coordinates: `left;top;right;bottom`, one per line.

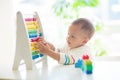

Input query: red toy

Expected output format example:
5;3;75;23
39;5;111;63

82;54;89;60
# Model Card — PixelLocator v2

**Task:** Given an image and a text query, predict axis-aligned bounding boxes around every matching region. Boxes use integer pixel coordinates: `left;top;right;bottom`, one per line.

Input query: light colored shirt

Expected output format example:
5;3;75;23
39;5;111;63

57;44;92;65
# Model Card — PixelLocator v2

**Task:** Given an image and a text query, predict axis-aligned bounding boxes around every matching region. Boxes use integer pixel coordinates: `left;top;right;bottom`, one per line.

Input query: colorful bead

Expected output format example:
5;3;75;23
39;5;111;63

39;54;44;57
82;55;89;60
32;54;39;60
25;18;36;21
29;34;37;38
31;37;40;42
28;30;37;34
32;51;38;55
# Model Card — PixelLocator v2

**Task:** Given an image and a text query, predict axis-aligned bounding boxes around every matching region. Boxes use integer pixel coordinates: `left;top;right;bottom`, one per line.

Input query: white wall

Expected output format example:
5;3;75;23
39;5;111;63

0;0;14;68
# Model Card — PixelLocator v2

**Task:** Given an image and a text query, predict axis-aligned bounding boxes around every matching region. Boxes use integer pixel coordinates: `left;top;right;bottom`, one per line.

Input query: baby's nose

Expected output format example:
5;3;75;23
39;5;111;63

67;36;70;41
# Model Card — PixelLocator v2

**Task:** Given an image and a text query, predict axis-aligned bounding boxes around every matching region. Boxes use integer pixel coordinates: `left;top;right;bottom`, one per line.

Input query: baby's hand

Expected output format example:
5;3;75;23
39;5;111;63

35;41;51;54
46;42;55;51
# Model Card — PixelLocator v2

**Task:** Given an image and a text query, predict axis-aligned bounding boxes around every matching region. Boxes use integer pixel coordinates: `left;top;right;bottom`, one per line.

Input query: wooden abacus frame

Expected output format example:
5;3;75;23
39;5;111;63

12;11;47;70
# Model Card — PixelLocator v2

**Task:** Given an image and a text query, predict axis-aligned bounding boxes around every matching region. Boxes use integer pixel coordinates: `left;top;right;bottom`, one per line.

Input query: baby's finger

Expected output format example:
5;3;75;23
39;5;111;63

34;43;40;48
36;49;41;53
39;42;45;47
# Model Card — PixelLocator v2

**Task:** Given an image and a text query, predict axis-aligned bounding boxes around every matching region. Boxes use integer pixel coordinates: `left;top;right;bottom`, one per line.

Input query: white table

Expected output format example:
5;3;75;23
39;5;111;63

0;57;120;80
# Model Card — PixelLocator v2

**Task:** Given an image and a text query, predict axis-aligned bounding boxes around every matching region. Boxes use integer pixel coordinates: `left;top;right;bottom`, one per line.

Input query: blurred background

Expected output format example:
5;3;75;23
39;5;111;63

13;0;120;57
1;0;120;60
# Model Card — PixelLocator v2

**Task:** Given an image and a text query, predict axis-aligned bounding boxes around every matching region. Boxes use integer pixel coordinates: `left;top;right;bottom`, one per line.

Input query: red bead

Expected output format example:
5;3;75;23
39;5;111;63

82;55;89;60
31;37;40;42
33;18;36;21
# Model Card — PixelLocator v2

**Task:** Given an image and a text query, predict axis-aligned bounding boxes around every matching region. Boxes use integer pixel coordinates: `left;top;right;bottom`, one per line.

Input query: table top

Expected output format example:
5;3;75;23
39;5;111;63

0;57;120;80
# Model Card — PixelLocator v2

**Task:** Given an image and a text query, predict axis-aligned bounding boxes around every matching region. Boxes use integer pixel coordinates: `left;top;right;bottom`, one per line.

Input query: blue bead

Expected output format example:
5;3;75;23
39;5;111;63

29;34;37;38
39;32;43;37
32;54;39;60
86;70;92;74
39;54;44;57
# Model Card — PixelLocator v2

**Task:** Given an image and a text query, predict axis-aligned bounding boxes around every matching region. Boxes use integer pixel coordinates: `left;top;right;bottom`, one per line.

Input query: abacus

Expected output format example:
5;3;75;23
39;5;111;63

12;11;47;70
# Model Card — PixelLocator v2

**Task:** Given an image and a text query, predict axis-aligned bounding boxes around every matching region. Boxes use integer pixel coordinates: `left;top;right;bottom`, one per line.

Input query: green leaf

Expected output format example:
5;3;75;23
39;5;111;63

95;24;102;31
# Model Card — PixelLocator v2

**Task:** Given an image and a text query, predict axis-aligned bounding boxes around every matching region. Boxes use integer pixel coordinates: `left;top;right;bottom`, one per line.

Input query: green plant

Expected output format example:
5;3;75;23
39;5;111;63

52;0;99;19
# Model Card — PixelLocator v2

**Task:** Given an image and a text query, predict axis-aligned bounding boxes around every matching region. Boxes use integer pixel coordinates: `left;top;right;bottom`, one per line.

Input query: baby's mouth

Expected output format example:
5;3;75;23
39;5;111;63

67;41;71;45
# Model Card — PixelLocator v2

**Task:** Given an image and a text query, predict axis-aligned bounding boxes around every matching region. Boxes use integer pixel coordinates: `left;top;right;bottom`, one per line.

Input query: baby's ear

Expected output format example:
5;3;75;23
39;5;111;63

82;38;89;44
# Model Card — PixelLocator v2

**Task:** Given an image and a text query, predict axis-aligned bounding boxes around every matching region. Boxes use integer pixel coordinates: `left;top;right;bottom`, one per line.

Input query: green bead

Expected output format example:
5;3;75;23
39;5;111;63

32;51;38;55
28;30;37;34
85;65;93;71
84;60;92;66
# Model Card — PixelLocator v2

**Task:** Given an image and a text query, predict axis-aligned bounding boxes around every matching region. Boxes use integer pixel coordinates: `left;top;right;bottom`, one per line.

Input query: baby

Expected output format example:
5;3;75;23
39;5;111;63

36;18;95;65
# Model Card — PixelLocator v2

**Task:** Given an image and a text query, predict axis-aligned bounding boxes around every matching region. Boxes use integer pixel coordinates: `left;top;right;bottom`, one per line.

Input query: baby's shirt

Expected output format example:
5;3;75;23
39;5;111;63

57;44;92;65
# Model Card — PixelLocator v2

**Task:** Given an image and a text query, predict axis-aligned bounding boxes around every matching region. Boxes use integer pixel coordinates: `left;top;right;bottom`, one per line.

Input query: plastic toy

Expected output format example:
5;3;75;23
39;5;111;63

75;55;93;74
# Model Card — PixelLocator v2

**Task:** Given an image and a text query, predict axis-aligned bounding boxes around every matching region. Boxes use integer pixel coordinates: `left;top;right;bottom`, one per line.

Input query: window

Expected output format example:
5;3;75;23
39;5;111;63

100;0;120;57
108;0;120;20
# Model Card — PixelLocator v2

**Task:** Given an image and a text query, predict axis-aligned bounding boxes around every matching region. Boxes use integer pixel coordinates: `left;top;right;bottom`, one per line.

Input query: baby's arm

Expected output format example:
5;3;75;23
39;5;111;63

36;42;91;65
35;42;74;64
36;42;60;61
46;42;55;51
36;42;77;64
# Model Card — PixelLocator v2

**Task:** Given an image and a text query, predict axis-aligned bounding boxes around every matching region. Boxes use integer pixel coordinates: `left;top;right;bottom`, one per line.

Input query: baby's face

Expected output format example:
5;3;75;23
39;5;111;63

66;25;87;49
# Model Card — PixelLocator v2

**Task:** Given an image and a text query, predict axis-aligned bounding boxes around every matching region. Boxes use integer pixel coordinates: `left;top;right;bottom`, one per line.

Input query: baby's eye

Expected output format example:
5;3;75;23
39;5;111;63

71;35;75;38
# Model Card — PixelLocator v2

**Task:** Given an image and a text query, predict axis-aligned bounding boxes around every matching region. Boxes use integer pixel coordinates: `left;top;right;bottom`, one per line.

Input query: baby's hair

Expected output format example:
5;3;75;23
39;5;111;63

72;18;95;39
